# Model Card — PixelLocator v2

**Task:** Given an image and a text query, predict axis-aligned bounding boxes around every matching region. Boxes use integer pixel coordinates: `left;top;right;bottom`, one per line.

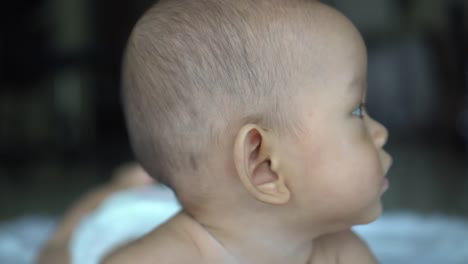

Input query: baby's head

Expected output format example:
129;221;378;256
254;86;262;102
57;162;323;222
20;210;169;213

122;0;392;232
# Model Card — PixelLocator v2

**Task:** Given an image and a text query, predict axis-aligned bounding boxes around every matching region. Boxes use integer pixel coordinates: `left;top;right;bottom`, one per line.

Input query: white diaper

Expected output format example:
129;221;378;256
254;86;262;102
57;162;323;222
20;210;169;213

69;184;182;264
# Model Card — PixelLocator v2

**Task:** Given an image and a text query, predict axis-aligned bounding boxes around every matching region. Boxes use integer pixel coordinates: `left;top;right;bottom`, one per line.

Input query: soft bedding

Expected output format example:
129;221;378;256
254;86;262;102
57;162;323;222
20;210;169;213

1;185;467;264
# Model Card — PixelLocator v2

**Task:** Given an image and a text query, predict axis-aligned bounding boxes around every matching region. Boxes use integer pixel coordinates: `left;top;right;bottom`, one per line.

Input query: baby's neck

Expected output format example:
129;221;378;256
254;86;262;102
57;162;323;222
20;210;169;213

183;210;319;264
206;227;314;264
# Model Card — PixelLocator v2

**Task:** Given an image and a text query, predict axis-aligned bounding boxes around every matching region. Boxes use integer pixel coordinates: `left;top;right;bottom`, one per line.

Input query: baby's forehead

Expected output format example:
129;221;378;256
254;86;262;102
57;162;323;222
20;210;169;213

258;2;366;76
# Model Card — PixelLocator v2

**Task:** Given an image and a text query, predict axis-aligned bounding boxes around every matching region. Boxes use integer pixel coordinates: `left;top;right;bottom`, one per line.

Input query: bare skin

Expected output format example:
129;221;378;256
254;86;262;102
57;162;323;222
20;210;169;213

39;181;376;264
37;161;377;264
102;212;377;264
40;2;389;264
103;3;387;264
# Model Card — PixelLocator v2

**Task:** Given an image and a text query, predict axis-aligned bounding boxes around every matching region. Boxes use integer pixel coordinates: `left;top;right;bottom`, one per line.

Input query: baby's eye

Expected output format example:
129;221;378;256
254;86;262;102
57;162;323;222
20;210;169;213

352;103;365;118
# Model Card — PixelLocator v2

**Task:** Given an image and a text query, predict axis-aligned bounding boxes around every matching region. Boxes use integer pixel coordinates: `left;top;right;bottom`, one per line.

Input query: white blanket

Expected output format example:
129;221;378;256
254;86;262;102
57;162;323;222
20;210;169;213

1;185;468;264
354;212;468;264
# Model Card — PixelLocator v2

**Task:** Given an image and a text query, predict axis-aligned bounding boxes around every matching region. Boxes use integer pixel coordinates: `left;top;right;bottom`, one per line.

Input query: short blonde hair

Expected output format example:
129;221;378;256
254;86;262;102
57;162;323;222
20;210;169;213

122;0;315;186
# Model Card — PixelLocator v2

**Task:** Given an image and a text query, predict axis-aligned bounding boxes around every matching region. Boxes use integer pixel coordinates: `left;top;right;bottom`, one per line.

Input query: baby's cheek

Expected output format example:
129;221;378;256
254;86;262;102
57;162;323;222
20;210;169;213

347;145;383;190
360;141;383;168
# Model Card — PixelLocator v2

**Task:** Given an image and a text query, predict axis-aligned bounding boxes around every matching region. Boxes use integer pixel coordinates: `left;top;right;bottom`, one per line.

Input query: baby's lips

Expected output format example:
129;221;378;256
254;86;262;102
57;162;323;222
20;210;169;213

388;154;394;167
381;177;389;193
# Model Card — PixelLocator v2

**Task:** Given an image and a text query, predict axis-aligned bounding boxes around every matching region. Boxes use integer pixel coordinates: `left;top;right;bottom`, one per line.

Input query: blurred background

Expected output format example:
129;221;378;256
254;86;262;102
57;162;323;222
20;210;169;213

0;0;467;222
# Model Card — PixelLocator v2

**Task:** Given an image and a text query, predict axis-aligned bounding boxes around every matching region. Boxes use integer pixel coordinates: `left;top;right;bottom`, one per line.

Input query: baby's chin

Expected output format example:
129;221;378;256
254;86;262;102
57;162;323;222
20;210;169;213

352;177;389;225
331;199;385;229
310;200;384;234
353;200;384;226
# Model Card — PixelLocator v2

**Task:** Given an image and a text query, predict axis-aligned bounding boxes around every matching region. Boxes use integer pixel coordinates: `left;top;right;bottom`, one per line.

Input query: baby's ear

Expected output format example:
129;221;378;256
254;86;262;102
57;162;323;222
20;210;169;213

233;124;290;205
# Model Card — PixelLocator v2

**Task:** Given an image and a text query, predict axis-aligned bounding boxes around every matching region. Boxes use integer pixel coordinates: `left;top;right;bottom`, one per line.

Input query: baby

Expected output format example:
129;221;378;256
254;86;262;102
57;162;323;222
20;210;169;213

41;0;392;263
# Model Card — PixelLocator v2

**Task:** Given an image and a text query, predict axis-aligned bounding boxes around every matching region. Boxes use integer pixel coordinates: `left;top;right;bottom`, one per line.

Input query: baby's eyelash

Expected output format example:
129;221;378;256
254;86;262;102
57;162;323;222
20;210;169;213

352;103;366;118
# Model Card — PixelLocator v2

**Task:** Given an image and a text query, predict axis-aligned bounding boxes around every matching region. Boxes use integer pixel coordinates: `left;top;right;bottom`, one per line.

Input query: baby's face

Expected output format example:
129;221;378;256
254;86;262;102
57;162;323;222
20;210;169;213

279;9;392;229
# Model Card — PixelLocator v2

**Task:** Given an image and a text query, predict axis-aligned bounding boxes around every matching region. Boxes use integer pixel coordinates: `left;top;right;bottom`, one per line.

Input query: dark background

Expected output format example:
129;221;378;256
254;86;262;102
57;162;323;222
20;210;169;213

1;0;467;220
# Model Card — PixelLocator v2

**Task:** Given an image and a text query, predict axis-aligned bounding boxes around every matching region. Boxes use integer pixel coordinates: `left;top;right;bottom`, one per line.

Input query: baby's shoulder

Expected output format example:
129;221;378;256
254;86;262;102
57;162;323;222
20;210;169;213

311;229;377;264
102;213;208;264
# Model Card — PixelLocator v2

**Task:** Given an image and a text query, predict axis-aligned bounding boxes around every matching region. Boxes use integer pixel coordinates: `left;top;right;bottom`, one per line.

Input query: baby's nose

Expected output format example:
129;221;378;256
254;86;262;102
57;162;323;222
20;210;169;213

369;117;389;148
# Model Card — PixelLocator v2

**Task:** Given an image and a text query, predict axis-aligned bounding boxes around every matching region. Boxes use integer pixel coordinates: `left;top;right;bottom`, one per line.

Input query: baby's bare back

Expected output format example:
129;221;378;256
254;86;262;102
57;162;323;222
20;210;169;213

103;213;376;264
